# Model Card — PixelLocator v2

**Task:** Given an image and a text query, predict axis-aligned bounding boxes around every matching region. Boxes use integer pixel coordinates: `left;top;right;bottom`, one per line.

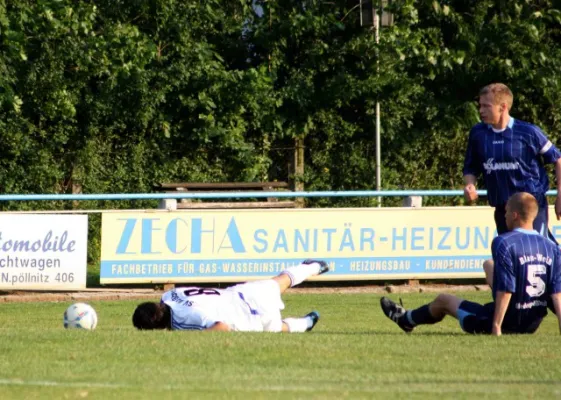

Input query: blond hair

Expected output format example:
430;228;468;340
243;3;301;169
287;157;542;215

507;192;538;223
479;83;513;110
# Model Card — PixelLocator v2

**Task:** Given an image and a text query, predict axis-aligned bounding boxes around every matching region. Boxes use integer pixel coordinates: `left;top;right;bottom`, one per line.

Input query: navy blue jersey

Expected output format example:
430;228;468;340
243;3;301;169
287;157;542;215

463;118;561;207
492;228;561;331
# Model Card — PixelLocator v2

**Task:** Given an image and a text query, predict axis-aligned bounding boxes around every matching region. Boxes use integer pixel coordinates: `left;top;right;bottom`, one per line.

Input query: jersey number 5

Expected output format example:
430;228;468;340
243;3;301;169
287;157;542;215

526;264;546;297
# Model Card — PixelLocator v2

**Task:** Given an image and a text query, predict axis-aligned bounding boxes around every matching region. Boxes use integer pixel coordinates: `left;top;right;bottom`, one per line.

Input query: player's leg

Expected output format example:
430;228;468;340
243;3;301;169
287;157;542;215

483;259;494;288
455;301;494;334
271;274;292;294
534;198;549;238
233;260;328;331
493;205;508;235
272;259;330;293
380;293;463;333
281;311;320;333
460;301;540;335
429;293;465;319
259;308;320;333
534;197;559;244
234;279;316;333
379;297;415;333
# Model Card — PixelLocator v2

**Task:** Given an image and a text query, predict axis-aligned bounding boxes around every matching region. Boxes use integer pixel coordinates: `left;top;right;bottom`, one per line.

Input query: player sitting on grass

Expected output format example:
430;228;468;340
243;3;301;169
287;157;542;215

381;192;561;336
133;259;329;332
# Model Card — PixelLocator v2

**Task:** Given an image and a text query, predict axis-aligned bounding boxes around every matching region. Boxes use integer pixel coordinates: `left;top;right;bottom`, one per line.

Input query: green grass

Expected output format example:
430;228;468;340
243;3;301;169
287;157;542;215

1;292;560;399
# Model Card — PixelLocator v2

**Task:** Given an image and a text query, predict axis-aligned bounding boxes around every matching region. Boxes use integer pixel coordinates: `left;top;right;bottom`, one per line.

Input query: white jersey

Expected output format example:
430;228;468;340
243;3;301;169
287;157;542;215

162;280;285;332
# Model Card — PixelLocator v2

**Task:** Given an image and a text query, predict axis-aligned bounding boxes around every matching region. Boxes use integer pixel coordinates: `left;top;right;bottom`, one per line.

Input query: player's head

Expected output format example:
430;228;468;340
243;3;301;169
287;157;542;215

132;302;171;330
479;83;513;125
505;192;538;230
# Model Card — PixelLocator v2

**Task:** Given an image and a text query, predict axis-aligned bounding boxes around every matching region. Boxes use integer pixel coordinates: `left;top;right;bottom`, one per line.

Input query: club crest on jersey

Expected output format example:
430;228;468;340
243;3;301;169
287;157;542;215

483;158;520;174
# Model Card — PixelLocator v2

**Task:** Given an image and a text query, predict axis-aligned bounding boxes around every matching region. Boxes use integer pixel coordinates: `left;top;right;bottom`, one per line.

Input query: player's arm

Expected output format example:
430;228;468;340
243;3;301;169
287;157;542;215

172;304;229;332
491;237;515;337
492;291;512;336
533;126;561;219
463;176;478;203
555;159;561;220
550;248;561;334
463;175;477;185
551;293;561;334
204;321;231;332
462;131;480;203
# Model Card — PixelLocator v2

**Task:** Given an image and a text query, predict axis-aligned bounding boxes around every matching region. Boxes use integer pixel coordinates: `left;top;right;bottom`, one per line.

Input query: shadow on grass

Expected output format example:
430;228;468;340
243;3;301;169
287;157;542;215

315;330;468;336
397;379;561;385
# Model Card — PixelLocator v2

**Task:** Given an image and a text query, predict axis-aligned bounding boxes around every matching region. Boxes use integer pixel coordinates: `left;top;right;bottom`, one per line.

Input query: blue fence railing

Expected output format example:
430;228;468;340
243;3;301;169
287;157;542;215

0;189;558;201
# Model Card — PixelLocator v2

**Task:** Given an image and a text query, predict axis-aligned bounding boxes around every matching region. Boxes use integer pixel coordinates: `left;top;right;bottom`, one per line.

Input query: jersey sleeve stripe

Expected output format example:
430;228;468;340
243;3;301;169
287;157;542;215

172;322;204;330
539;141;553;154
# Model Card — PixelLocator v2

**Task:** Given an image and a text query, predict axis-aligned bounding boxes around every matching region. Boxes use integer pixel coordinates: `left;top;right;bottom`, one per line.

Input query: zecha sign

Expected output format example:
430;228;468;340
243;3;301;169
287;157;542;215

98;207;511;284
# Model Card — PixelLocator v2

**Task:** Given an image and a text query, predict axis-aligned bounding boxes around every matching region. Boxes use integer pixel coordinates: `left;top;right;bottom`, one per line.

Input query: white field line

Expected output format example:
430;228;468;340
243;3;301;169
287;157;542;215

0;378;559;394
0;378;131;389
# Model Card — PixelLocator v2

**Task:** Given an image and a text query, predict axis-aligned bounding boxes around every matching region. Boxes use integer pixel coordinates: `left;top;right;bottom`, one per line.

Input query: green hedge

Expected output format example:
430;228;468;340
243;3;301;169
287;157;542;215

2;0;561;265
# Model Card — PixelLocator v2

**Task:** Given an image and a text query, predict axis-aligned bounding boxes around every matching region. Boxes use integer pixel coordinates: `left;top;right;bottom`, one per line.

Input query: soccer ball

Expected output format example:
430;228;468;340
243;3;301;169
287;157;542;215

63;303;98;330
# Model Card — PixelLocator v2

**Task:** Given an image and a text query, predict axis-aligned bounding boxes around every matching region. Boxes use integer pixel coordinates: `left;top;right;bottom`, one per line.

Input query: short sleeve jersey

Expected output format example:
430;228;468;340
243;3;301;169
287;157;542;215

463;118;561;207
492;228;561;330
161;287;264;331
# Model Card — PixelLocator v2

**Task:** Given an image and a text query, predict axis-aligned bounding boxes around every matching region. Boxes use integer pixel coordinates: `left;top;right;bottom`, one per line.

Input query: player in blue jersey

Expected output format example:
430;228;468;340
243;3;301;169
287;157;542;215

463;83;561;239
132;259;329;332
380;193;561;335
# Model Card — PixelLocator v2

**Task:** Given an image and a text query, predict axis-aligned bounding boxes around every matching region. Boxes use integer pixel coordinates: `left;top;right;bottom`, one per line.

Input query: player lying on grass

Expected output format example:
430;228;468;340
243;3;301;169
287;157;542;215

133;259;329;332
381;192;561;336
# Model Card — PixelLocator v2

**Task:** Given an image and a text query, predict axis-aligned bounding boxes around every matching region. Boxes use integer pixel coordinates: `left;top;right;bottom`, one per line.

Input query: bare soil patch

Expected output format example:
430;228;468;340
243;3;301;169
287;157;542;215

0;283;490;303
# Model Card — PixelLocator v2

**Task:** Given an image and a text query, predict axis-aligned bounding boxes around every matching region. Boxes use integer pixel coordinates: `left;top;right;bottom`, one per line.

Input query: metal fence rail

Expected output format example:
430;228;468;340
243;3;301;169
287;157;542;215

1;189;558;201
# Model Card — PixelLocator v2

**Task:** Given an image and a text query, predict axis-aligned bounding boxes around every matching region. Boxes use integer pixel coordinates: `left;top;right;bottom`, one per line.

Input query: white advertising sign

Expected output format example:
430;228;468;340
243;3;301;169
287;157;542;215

0;214;88;290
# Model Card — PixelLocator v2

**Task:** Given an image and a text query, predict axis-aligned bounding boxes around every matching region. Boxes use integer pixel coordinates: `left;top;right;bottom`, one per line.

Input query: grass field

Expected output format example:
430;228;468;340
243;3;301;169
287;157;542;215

1;291;560;399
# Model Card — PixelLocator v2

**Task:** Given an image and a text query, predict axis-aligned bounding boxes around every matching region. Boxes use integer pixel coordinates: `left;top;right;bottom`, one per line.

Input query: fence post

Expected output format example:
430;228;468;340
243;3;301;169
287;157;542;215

292;137;305;208
403;195;422;286
402;196;422;208
158;199;177;211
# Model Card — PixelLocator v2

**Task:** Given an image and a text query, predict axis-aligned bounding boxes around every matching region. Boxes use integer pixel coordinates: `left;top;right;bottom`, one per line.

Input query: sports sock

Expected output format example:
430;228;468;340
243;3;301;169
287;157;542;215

283;316;313;333
282;262;321;287
405;305;440;326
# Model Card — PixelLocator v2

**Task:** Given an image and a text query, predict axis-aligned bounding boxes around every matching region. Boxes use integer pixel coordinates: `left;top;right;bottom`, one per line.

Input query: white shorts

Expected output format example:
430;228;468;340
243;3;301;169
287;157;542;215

228;280;285;332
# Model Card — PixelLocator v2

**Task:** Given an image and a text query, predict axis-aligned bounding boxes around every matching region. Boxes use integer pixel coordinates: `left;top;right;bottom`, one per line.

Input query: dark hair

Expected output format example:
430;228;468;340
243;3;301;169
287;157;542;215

132;302;170;330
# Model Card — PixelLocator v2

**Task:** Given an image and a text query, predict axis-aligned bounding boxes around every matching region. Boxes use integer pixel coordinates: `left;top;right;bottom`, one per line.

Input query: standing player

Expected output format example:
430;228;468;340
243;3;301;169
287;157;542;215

381;193;561;335
463;83;561;239
132;259;329;332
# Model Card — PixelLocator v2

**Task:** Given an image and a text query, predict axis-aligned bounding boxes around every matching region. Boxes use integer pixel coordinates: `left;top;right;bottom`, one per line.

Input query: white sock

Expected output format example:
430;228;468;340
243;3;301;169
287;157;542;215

283;317;312;333
282;262;321;287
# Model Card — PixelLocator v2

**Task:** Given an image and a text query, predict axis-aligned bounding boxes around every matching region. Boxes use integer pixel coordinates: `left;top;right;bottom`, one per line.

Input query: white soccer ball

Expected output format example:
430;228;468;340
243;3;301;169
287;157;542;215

63;303;98;330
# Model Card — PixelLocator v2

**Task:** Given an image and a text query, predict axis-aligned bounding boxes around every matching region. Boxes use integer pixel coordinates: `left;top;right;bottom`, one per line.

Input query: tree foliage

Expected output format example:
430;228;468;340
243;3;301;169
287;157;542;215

2;0;561;259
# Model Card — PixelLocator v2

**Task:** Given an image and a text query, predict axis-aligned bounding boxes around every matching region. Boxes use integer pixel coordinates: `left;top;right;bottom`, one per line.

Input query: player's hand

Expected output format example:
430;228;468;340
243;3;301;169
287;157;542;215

555;196;561;220
463;184;478;203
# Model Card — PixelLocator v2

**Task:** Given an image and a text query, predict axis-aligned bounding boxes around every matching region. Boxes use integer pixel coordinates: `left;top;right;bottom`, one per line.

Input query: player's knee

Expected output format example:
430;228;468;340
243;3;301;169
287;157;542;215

432;293;461;318
483;259;494;286
433;293;452;306
428;294;450;320
483;259;494;274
